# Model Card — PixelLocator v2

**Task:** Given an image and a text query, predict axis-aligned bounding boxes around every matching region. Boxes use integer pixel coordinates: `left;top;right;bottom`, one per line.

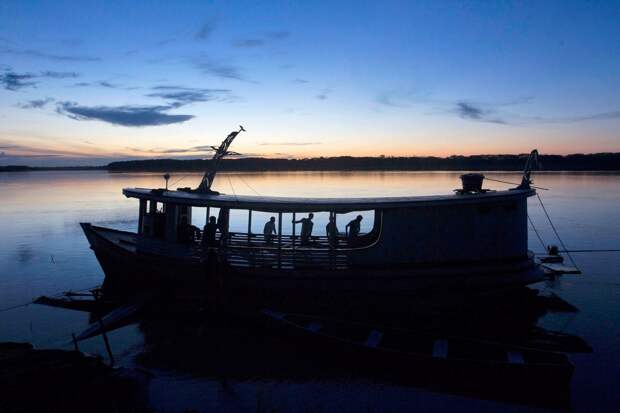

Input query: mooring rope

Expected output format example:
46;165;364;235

528;214;547;251
536;193;579;270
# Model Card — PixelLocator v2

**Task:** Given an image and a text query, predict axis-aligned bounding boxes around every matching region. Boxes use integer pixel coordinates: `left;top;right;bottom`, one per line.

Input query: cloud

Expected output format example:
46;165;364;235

73;80;134;89
195;17;217;40
455;101;507;124
56;102;194;127
233;38;265;48
266;31;291;40
0;46;100;62
147;86;232;106
532;111;620;123
0;71;37;90
194;58;246;81
40;71;80;79
18;97;54;109
293;78;309;84
316;88;331;100
258;141;322;146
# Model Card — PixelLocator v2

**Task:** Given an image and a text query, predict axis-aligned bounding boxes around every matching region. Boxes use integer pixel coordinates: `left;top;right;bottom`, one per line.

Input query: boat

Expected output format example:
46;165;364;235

259;309;574;402
81;126;551;312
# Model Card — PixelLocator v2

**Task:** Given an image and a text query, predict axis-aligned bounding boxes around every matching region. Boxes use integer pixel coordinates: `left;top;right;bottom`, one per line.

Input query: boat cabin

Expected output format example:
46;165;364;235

123;186;535;271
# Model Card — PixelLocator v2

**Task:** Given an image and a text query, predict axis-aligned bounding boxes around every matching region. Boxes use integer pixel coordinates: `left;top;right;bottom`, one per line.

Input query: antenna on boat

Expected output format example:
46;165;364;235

195;125;246;193
163;173;170;190
517;149;539;189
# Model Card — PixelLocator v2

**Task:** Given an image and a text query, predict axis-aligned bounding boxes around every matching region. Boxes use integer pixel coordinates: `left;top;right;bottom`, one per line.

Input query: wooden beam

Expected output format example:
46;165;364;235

247;210;252;243
138;199;146;234
278;212;282;269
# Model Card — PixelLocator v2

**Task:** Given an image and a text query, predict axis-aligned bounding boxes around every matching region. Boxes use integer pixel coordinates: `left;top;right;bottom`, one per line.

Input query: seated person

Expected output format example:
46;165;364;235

293;213;314;245
263;216;277;244
177;217;199;243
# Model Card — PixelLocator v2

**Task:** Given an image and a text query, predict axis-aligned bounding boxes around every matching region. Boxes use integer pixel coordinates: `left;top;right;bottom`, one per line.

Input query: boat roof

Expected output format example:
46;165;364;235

123;187;535;212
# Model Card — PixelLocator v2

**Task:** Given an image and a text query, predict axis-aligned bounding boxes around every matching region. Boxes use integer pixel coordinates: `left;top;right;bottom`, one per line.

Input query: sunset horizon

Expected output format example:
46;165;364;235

2;1;620;167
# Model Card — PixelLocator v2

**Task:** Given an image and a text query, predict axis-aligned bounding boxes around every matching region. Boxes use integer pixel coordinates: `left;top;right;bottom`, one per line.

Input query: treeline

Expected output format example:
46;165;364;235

106;153;620;172
3;153;620;173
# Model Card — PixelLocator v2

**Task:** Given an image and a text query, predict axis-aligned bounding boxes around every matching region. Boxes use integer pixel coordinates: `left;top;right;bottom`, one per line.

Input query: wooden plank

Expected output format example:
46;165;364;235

507;351;525;364
432;339;448;358
365;330;384;348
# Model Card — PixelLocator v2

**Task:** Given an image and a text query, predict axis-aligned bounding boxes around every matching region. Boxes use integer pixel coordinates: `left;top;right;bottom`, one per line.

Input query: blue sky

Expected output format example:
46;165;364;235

1;0;619;166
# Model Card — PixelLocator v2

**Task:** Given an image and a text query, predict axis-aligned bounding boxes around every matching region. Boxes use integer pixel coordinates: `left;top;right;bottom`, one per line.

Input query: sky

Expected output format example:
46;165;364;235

1;0;619;166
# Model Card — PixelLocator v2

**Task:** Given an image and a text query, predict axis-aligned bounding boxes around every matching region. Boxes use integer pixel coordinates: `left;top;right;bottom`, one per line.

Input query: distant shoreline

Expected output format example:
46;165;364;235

2;153;620;173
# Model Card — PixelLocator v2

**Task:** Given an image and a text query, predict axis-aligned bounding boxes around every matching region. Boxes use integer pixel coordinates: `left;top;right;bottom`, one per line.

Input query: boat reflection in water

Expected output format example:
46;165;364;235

38;131;589;409
37;280;591;409
132;285;587;410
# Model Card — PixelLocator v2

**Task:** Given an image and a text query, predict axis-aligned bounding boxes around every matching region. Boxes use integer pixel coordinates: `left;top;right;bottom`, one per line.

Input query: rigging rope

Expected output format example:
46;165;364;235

226;174;238;201
237;174;261;196
536;193;579;270
484;177;549;190
528;214;547;251
168;174;190;188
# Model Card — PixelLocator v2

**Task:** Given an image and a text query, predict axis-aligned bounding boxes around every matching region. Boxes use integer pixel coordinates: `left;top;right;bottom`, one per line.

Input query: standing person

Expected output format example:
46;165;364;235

202;216;219;247
263;216;277;244
345;215;363;245
217;208;230;244
293;213;314;245
326;215;339;247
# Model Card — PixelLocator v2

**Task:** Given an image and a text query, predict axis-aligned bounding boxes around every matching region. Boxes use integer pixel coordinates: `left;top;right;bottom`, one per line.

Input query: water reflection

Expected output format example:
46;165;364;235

1;170;620;411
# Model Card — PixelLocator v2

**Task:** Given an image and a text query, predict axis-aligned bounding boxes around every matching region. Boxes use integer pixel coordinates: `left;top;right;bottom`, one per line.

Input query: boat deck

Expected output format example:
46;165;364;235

90;225;353;270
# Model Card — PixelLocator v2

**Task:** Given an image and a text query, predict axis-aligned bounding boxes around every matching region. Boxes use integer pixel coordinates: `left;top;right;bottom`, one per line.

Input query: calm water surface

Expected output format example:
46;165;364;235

1;170;619;412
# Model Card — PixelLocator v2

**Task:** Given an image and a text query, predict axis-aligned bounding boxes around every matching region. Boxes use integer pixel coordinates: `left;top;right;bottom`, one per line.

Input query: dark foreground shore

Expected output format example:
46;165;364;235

0;342;148;412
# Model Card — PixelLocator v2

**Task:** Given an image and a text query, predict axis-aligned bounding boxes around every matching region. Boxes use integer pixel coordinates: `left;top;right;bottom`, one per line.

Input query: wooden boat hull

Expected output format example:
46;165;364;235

82;223;548;311
259;310;574;407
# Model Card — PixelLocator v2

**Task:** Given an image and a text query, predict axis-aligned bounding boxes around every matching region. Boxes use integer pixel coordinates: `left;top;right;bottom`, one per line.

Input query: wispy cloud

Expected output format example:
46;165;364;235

0;46;100;62
0;71;37;90
130;144;217;155
316;88;331;100
1;69;81;91
293;78;309;84
532;111;620;123
266;31;291;40
40;71;80;79
233;38;265;48
147;86;233;106
455;101;507;124
258;141;322;146
18;97;54;109
56;102;194;127
195;17;217;40
194;57;247;81
73;80;136;90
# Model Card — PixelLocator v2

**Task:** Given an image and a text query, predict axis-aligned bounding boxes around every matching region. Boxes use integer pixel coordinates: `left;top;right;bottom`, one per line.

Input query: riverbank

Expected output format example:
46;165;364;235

2;153;620;173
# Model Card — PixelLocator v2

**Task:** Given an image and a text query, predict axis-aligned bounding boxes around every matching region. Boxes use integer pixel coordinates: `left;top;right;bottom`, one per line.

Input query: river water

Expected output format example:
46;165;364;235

1;170;619;412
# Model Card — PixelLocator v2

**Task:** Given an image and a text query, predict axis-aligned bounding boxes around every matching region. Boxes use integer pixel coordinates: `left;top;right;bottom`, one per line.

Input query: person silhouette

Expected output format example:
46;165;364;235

345;215;363;245
326;215;339;247
202;216;219;247
263;216;277;244
293;213;314;245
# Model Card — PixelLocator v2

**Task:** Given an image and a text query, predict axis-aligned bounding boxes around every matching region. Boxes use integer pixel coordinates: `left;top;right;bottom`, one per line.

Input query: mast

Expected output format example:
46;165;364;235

195;125;246;193
517;149;539;189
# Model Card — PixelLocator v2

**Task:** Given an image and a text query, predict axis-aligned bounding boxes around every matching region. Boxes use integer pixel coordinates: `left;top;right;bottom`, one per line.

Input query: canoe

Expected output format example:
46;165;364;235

261;309;574;404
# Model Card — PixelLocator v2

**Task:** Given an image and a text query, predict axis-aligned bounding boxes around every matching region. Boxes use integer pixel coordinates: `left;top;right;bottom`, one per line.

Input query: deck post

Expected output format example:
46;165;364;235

138;199;146;234
278;212;282;269
206;206;210;222
292;212;296;250
248;210;252;244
